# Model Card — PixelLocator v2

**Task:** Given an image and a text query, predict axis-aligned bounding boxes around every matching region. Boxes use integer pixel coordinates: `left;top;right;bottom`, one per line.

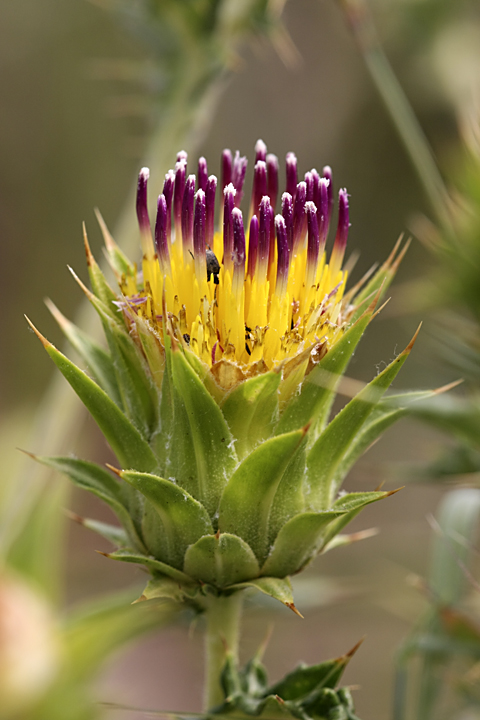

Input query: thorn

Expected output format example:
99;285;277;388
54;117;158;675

385;486;404;497
391;237;412;273
384;233;404;267
132;594;147;604
344;528;379;543
403;322;422;354
433;378;463;395
342;262;378;304
374;480;385;491
255;624;274;661
95;550;111;558
15;448;38;460
215;529;221;540
44;298;69;330
355;280;385;325
83;222;95;267
286;602;304;618
371;296;391;321
275;695;285;705
64;508;85;525
94;207;116;251
68;265;94;300
106;463;123;478
24;316;52;349
345;636;365;659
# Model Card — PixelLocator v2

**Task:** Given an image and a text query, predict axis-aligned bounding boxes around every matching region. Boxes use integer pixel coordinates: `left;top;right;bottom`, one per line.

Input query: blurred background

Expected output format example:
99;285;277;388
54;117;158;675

2;0;480;718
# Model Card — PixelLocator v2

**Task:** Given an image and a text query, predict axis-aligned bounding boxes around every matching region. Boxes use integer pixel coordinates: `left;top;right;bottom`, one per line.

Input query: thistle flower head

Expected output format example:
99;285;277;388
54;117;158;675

124;141;354;387
28;140;414;613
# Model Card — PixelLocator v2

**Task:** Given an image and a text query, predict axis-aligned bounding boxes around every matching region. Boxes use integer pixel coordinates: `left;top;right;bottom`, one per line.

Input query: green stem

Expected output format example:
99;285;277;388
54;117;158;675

204;592;244;711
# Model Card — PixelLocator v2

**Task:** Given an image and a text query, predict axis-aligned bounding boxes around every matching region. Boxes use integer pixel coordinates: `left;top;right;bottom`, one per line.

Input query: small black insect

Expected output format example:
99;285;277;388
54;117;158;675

206;247;220;284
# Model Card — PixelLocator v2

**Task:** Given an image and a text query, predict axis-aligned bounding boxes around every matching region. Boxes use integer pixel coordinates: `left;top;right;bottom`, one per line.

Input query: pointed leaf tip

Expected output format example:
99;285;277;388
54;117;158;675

25;316;52;349
105;463;123;478
433;379;463;395
132;594;147;604
405;323;422;353
286;602;304;618
68;265;95;301
345;636;365;659
83;222;94;266
384;234;404;267
94;208;115;251
64;509;85;525
371;296;391;320
391;236;412;272
17;447;37;460
385;486;404;497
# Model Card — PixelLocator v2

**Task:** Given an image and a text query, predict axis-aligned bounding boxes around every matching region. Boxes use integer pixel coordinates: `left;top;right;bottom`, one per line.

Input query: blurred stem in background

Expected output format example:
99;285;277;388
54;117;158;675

337;0;452;232
1;0;291;579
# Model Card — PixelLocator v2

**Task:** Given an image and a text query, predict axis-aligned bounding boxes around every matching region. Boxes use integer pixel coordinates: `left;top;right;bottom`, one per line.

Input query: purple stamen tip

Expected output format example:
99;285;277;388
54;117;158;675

293;181;307;250
247;214;259;278
198;156;208;192
335;188;350;251
136;167;151;234
322;165;334;228
266;153;279;208
232;151;248;206
174;159;187;236
163;170;175;204
163;170;175;240
286;152;298;201
258;196;272;273
205;175;217;247
306;201;320;285
306;200;319;245
223;183;236;270
318;178;330;246
281;192;294;252
305;171;314;202
181;174;196;251
275;214;289;292
221;149;233;190
252;160;267;216
232;208;246;267
255;139;267;163
194;189;206;276
155;194;170;267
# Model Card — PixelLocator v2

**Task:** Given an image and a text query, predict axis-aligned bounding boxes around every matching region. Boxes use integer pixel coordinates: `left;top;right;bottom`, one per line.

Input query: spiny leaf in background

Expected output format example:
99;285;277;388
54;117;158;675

394;488;480;720
214;638;364;720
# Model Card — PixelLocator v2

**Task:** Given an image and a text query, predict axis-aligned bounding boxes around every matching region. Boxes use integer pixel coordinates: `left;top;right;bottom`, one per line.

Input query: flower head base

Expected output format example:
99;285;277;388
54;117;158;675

123;143;353;385
27;141;415;613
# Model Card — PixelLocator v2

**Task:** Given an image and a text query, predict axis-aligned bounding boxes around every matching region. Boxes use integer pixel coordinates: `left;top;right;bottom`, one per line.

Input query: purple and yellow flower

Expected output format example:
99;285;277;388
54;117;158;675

124;140;356;389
